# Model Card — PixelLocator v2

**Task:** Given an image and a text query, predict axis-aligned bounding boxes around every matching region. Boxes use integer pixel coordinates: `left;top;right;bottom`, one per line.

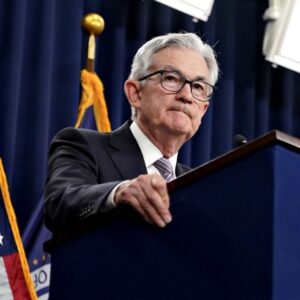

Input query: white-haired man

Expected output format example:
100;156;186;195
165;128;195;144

45;32;219;233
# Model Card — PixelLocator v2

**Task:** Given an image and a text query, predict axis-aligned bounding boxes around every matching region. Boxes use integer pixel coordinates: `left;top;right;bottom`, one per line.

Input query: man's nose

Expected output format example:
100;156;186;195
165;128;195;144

175;82;193;103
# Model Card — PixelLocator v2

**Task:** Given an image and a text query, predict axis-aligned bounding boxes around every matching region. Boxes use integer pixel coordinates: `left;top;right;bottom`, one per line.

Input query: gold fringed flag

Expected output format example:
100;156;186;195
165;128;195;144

75;13;111;133
75;69;111;132
0;159;38;300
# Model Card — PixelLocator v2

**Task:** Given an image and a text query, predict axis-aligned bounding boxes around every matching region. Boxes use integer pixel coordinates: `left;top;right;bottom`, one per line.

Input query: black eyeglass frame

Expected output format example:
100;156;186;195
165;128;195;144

138;69;216;102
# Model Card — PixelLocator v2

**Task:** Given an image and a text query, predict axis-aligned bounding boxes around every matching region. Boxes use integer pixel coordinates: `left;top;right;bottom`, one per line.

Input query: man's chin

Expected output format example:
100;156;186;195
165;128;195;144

166;123;193;137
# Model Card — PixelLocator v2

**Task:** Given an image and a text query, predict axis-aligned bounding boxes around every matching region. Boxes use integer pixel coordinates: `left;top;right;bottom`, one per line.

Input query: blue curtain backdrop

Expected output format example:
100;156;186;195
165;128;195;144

0;0;300;231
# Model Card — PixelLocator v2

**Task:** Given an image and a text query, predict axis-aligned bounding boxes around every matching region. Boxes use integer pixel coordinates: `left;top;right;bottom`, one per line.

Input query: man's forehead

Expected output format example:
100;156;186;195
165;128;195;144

151;47;209;79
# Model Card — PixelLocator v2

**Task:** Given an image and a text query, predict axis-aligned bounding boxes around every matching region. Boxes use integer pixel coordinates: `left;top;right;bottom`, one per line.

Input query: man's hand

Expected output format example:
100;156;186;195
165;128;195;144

114;174;172;228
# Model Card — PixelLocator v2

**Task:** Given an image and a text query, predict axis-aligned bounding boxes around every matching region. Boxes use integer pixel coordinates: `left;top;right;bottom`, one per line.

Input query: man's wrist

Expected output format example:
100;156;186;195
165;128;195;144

101;180;131;212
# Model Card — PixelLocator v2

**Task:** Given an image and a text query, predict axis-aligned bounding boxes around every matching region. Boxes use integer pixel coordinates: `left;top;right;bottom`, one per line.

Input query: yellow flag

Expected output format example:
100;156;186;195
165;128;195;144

75;69;111;132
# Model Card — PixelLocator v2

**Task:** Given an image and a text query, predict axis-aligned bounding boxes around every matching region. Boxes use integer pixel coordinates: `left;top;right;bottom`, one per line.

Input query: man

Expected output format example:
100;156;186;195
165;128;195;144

45;32;219;233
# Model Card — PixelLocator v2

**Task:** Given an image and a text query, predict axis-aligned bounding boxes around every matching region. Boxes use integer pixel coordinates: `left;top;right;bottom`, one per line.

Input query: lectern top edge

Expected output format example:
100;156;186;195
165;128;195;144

168;129;300;192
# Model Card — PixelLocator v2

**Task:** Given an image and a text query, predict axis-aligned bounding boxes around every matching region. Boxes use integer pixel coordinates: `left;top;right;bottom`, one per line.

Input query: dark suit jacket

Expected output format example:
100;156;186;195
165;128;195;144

45;121;191;232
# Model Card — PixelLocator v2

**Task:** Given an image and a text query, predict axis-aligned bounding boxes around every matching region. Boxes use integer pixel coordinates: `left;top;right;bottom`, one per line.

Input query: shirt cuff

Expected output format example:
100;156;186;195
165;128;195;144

100;180;131;212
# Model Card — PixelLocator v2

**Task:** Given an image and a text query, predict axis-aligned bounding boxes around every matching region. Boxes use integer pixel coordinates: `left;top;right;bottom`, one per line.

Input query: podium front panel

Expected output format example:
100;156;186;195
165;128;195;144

49;144;300;300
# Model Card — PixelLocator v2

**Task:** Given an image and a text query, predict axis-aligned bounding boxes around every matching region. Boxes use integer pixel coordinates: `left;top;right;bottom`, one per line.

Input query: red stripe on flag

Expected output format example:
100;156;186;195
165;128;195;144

3;252;32;299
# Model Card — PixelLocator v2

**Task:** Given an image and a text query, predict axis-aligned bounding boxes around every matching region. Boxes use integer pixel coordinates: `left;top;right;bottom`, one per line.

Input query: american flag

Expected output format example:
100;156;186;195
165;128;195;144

0;159;37;300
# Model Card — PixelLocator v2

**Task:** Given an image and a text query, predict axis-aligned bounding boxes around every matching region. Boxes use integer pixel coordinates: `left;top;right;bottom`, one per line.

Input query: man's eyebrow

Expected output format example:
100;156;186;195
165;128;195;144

162;65;178;71
162;65;209;82
194;76;208;81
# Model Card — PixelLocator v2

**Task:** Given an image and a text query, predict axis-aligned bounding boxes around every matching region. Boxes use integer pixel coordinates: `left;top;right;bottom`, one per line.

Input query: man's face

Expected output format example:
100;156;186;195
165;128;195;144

129;47;211;144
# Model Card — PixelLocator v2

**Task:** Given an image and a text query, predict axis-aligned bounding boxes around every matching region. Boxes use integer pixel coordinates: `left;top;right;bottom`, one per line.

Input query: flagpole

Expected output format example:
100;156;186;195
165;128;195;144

81;13;105;72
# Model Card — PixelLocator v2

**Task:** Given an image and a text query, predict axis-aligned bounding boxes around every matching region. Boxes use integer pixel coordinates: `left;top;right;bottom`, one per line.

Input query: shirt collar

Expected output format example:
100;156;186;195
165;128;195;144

130;121;178;173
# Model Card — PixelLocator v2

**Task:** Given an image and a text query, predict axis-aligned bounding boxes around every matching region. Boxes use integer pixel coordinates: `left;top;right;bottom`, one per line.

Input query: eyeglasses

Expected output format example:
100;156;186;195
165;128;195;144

138;69;215;102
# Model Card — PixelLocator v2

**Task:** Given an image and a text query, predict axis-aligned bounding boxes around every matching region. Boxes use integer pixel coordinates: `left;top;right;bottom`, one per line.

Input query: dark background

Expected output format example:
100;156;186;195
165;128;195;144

1;0;299;231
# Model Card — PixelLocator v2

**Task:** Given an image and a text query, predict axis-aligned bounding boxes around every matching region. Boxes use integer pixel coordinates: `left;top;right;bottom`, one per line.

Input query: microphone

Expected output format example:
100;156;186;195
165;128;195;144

234;134;248;147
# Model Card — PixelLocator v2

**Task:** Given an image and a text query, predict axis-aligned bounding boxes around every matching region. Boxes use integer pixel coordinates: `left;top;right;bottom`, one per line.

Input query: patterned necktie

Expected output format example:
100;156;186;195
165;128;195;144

154;157;174;182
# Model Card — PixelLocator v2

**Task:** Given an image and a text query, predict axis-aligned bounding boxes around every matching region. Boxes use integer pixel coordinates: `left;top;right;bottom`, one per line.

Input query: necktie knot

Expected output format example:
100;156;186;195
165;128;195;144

154;157;174;182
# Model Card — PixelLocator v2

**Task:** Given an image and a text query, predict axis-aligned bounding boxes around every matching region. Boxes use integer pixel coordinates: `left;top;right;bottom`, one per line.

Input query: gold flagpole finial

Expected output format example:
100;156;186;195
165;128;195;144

81;13;105;35
81;13;105;72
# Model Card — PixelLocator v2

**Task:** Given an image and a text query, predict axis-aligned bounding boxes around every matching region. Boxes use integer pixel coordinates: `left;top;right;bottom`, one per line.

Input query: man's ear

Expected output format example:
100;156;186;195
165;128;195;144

124;79;142;109
199;103;209;123
203;103;209;114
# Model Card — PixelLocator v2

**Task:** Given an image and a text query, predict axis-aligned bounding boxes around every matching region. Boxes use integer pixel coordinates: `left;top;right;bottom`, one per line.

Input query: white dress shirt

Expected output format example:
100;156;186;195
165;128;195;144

130;121;178;176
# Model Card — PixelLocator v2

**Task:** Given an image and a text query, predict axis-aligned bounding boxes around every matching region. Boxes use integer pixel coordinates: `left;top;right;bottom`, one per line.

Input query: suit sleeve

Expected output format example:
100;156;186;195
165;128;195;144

44;128;120;233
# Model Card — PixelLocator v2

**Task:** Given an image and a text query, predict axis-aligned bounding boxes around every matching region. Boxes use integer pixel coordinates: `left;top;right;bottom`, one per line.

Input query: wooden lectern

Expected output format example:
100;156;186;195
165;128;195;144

45;130;300;300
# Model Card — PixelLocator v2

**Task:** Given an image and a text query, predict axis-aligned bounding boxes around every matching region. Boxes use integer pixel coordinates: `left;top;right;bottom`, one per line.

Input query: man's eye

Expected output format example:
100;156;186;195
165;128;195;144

164;73;180;82
193;82;205;91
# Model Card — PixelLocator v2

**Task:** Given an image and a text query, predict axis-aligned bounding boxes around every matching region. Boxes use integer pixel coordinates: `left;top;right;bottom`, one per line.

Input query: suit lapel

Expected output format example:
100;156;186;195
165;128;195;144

106;121;147;180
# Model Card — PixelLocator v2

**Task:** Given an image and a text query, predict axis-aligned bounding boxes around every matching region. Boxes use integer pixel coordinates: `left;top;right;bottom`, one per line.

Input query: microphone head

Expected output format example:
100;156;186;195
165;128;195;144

234;134;248;147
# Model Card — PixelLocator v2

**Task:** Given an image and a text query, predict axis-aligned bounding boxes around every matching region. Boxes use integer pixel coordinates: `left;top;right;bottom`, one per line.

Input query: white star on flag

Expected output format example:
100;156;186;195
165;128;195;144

0;232;3;246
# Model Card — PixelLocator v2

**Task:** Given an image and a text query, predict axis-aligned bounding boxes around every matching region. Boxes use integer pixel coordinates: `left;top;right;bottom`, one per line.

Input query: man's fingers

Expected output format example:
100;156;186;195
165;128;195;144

114;174;172;227
137;174;171;224
150;175;170;208
118;193;166;227
137;196;169;227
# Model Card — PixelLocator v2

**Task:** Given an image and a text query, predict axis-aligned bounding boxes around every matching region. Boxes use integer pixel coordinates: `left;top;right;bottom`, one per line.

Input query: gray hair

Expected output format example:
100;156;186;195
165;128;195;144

128;32;219;85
